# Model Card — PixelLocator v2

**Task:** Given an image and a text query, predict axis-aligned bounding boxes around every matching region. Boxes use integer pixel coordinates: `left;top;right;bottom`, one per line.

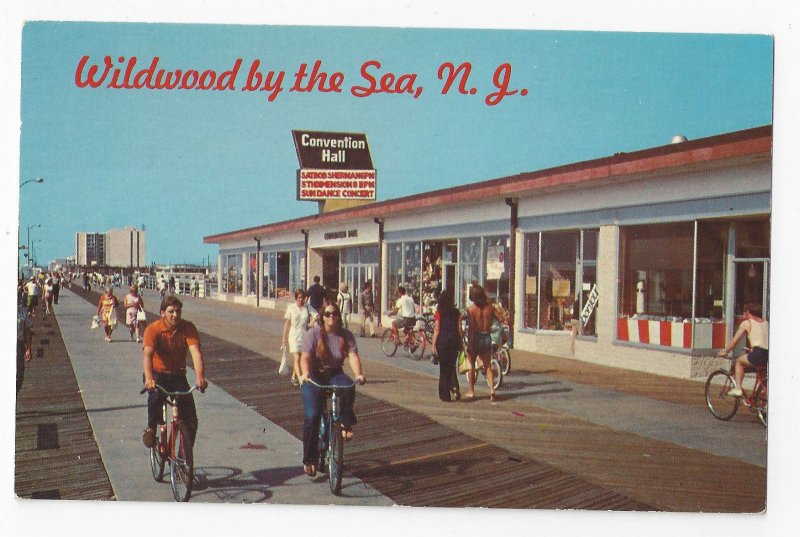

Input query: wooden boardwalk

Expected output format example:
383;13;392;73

15;303;114;500
16;286;767;511
199;329;652;510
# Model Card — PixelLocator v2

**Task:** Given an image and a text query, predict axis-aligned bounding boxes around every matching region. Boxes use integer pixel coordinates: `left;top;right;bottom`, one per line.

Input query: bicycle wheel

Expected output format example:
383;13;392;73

149;424;166;482
328;420;344;495
381;330;398;357
489;358;503;390
752;383;768;427
406;330;426;360
170;422;194;502
424;319;434;344
497;347;511;375
704;370;740;421
316;413;328;474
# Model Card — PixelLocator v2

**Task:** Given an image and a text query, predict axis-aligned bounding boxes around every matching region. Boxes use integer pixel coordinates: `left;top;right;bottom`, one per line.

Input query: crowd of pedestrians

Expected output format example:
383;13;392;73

15;266;501;479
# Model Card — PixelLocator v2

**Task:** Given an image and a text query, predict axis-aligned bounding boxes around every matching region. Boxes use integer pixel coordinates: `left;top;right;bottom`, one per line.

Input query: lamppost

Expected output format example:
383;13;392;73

19;177;44;276
27;224;41;267
20;177;44;188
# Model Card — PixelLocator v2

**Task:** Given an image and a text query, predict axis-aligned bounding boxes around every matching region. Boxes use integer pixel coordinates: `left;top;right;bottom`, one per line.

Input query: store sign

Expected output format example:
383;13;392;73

580;284;599;326
292;130;377;201
297;169;376;200
323;229;358;240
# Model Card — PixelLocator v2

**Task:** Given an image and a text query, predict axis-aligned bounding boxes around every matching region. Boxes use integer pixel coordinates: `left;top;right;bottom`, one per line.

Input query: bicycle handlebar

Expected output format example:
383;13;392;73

303;378;358;391
140;384;203;396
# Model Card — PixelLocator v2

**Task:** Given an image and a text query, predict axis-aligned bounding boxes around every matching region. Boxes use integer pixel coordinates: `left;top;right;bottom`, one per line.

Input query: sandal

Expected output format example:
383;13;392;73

489;392;498;402
342;427;354;442
303;464;316;477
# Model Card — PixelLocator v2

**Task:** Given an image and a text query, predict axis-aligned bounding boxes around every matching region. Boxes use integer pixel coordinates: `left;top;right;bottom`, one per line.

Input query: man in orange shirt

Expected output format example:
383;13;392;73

142;295;208;447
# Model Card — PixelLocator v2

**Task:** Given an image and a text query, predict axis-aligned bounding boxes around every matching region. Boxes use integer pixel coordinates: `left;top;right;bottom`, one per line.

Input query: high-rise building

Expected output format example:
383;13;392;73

76;226;146;267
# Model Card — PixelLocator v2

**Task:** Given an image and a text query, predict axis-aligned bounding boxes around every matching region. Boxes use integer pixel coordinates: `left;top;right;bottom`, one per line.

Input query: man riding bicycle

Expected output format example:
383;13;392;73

716;302;769;397
389;286;417;338
142;295;207;448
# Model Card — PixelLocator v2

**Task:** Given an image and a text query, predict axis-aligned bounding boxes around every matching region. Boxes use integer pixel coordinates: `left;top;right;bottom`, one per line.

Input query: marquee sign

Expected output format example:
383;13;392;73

292;130;376;201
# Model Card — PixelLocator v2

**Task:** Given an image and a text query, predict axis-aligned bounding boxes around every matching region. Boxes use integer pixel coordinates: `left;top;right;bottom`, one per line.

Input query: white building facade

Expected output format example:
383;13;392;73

204;126;771;378
76;226;146;267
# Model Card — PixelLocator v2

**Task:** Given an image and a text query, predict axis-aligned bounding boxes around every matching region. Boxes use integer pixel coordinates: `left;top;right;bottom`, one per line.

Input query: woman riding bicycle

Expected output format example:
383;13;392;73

298;301;366;477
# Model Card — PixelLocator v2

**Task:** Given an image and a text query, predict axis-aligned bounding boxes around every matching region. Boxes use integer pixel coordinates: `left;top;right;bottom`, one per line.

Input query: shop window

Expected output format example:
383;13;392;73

388;243;403;301
422;242;443;307
695;222;727;319
523;234;540;329
459;237;481;308
290;250;306;295
735;220;770;259
262;252;277;299
523;229;598;333
483;236;510;310
620;223;693;319
223;254;242;294
404;242;422;304
248;253;257;295
617;221;733;350
540;231;578;330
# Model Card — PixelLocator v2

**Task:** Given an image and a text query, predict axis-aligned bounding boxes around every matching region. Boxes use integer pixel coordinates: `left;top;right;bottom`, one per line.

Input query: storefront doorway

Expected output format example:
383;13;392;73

322;251;339;294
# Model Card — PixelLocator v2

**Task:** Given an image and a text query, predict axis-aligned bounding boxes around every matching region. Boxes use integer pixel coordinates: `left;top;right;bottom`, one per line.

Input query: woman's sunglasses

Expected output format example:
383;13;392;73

323;311;340;318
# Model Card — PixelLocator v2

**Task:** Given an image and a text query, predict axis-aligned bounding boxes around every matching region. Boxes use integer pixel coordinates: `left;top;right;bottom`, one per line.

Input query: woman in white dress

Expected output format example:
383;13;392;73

282;289;311;386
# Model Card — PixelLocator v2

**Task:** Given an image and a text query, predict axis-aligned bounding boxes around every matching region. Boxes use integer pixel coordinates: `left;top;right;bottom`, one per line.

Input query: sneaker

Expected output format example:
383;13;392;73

142;427;156;448
727;387;743;397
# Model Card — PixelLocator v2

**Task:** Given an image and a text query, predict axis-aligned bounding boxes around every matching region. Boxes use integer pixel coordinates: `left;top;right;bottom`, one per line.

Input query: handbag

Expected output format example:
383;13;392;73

278;345;290;376
136;310;147;322
91;315;100;329
457;350;471;374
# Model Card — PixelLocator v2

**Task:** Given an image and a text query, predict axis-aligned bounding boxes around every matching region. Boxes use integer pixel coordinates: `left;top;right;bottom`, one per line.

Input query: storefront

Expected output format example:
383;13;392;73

204;125;771;378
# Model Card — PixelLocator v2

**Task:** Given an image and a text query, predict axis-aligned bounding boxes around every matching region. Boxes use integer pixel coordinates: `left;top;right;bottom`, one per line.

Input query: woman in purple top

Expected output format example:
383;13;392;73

299;302;366;477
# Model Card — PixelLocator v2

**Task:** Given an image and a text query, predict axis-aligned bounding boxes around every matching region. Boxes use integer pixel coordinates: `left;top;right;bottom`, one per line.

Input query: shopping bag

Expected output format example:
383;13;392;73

91;315;100;329
457;350;471;374
136;310;147;322
278;345;290;376
107;307;118;328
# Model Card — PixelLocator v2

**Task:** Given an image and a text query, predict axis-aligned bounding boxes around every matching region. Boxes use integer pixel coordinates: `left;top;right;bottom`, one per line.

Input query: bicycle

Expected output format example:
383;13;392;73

305;378;356;495
493;342;511;377
704;354;767;427
381;318;426;360
141;384;203;501
461;351;503;390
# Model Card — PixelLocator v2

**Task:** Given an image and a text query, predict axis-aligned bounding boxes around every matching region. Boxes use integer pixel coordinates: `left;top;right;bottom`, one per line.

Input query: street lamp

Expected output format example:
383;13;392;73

20;177;44;188
27;224;41;267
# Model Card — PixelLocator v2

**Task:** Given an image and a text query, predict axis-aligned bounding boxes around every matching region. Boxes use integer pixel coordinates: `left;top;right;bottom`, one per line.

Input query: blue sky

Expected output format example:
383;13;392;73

18;24;772;266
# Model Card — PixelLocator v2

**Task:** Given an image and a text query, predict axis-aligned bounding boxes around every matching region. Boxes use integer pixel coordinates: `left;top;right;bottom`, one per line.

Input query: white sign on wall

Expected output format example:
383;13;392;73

486;245;505;279
580;284;599;326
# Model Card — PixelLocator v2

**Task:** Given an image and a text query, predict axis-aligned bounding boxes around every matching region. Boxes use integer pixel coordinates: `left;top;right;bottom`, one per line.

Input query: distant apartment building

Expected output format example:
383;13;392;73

76;226;146;267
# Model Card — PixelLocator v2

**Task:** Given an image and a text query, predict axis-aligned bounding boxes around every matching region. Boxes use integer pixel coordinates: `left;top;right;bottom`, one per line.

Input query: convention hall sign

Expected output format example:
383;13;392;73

292;130;377;201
